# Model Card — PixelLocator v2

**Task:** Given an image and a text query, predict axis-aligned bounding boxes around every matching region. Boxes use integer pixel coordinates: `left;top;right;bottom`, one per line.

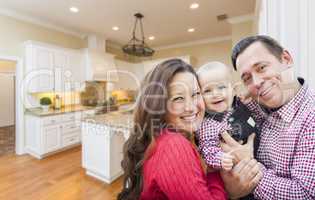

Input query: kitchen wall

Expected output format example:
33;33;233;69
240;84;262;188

0;60;16;127
30;92;81;108
107;38;233;69
0;60;16;72
153;40;232;68
230;20;255;83
231;21;254;47
0;15;86;57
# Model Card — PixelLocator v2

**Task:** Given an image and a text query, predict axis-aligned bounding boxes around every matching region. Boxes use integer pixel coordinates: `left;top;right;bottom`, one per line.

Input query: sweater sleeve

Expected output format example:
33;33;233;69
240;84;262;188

155;134;227;200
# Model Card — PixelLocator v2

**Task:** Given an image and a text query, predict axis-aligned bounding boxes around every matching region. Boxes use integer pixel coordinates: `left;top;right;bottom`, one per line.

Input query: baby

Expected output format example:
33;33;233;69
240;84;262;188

196;61;259;171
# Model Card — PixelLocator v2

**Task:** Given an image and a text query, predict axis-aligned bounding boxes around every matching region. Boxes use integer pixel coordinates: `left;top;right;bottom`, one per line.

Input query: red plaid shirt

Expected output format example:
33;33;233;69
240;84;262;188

196;112;231;169
251;79;315;199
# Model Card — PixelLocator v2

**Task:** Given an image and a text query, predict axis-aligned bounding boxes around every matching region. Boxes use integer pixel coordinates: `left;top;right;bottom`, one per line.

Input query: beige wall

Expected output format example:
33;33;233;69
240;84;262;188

230;21;255;83
0;15;86;57
231;21;254;47
153;40;233;68
107;40;233;68
0;60;16;73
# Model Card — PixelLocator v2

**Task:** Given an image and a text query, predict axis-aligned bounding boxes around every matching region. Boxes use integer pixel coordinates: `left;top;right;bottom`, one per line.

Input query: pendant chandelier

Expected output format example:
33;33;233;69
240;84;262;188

122;13;155;57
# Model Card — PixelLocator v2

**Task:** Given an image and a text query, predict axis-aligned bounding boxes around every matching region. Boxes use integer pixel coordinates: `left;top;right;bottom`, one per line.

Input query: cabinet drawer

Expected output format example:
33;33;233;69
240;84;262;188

62;122;81;135
42;116;61;126
62;113;81;122
82;110;96;119
62;134;80;147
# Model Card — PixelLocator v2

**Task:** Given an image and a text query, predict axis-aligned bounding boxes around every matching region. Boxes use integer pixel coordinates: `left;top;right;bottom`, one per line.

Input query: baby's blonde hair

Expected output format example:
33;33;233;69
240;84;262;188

196;61;232;80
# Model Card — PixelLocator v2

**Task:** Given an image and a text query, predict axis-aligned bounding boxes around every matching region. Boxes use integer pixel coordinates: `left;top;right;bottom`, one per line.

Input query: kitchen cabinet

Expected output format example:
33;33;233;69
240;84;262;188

24;41;86;93
64;50;86;91
25;111;84;159
43;124;61;153
82;111;132;184
54;50;68;92
25;44;55;92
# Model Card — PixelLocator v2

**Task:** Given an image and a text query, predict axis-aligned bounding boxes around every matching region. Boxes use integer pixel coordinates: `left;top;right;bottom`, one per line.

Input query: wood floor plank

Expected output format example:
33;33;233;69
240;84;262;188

0;147;123;200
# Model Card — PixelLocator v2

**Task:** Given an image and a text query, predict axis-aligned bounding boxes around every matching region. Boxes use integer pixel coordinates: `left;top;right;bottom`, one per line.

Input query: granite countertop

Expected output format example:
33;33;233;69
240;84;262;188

25;105;114;117
83;110;134;129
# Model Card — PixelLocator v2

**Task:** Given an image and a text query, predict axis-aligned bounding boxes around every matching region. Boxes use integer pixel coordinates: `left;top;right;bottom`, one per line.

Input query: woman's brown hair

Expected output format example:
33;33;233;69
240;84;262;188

117;59;197;200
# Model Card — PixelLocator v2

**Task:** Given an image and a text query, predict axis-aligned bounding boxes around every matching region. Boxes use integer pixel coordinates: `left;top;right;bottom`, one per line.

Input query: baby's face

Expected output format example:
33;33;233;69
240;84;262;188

198;67;233;113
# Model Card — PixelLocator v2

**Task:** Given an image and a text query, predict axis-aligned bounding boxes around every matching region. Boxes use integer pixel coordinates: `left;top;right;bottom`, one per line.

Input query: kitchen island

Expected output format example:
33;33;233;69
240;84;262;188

81;110;133;184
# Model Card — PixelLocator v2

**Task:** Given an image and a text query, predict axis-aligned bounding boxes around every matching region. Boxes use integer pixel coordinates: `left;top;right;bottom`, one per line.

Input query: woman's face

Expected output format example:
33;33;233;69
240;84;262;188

165;72;205;134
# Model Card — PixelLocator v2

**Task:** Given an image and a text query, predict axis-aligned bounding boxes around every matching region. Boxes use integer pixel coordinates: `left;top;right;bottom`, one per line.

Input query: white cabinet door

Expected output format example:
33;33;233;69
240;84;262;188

54;50;68;92
42;125;61;154
66;51;85;91
29;46;55;92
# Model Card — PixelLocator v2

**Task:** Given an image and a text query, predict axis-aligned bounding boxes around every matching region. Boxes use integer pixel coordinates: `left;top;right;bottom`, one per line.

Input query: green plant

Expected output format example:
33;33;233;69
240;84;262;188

40;97;52;106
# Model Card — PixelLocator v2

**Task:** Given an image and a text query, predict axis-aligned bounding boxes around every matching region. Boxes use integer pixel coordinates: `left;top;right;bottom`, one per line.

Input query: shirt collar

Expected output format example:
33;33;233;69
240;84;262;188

205;110;226;122
271;78;309;123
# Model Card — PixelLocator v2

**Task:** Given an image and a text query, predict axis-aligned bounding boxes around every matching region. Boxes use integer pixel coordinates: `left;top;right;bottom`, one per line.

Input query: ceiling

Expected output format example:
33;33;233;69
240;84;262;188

0;0;255;47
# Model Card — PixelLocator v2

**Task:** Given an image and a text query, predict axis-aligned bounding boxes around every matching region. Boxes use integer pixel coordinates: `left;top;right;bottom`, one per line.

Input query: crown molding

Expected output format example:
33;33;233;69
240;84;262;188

154;35;232;50
0;8;87;39
227;14;255;24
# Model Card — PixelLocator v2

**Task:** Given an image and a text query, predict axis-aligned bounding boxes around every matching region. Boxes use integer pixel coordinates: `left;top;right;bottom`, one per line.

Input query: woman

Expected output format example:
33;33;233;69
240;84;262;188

118;59;227;200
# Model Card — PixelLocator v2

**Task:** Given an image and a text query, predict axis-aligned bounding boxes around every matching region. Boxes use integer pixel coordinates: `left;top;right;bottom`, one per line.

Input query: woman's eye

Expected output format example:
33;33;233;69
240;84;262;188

173;96;184;102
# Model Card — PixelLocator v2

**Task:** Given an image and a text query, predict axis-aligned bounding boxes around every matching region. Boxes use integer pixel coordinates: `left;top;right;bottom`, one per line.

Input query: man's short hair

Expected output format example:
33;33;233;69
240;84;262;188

231;35;284;71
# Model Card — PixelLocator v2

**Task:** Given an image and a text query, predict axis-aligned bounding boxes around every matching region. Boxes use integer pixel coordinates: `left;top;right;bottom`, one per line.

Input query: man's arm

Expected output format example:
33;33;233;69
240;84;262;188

253;124;315;199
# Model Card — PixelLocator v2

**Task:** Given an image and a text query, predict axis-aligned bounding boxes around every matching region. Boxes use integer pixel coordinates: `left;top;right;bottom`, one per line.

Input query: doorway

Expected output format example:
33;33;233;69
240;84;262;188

0;60;16;155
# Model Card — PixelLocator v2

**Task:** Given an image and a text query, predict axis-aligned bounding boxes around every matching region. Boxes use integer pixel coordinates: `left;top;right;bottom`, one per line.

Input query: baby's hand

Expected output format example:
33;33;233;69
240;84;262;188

221;152;234;171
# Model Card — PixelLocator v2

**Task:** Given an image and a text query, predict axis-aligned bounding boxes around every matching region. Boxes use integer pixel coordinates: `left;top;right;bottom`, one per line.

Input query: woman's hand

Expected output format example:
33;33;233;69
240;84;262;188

220;158;263;199
220;131;255;163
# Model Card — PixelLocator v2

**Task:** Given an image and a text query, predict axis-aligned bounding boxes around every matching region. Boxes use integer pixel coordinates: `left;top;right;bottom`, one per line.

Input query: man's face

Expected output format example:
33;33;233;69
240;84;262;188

236;42;294;108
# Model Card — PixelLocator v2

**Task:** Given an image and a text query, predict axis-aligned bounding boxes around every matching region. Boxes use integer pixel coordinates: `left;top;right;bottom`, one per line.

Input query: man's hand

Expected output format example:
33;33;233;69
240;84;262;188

220;131;255;163
220;159;263;199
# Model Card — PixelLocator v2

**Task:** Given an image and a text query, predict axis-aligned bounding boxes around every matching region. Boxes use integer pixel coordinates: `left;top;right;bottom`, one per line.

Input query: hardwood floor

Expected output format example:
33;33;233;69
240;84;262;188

0;125;15;155
0;147;123;200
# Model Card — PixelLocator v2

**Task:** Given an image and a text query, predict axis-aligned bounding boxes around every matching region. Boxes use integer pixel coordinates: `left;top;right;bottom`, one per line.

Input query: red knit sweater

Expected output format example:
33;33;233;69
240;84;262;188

140;129;227;200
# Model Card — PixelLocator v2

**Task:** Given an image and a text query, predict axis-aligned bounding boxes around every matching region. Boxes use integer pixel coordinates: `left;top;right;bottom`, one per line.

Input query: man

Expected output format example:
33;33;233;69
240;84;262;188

220;35;315;199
